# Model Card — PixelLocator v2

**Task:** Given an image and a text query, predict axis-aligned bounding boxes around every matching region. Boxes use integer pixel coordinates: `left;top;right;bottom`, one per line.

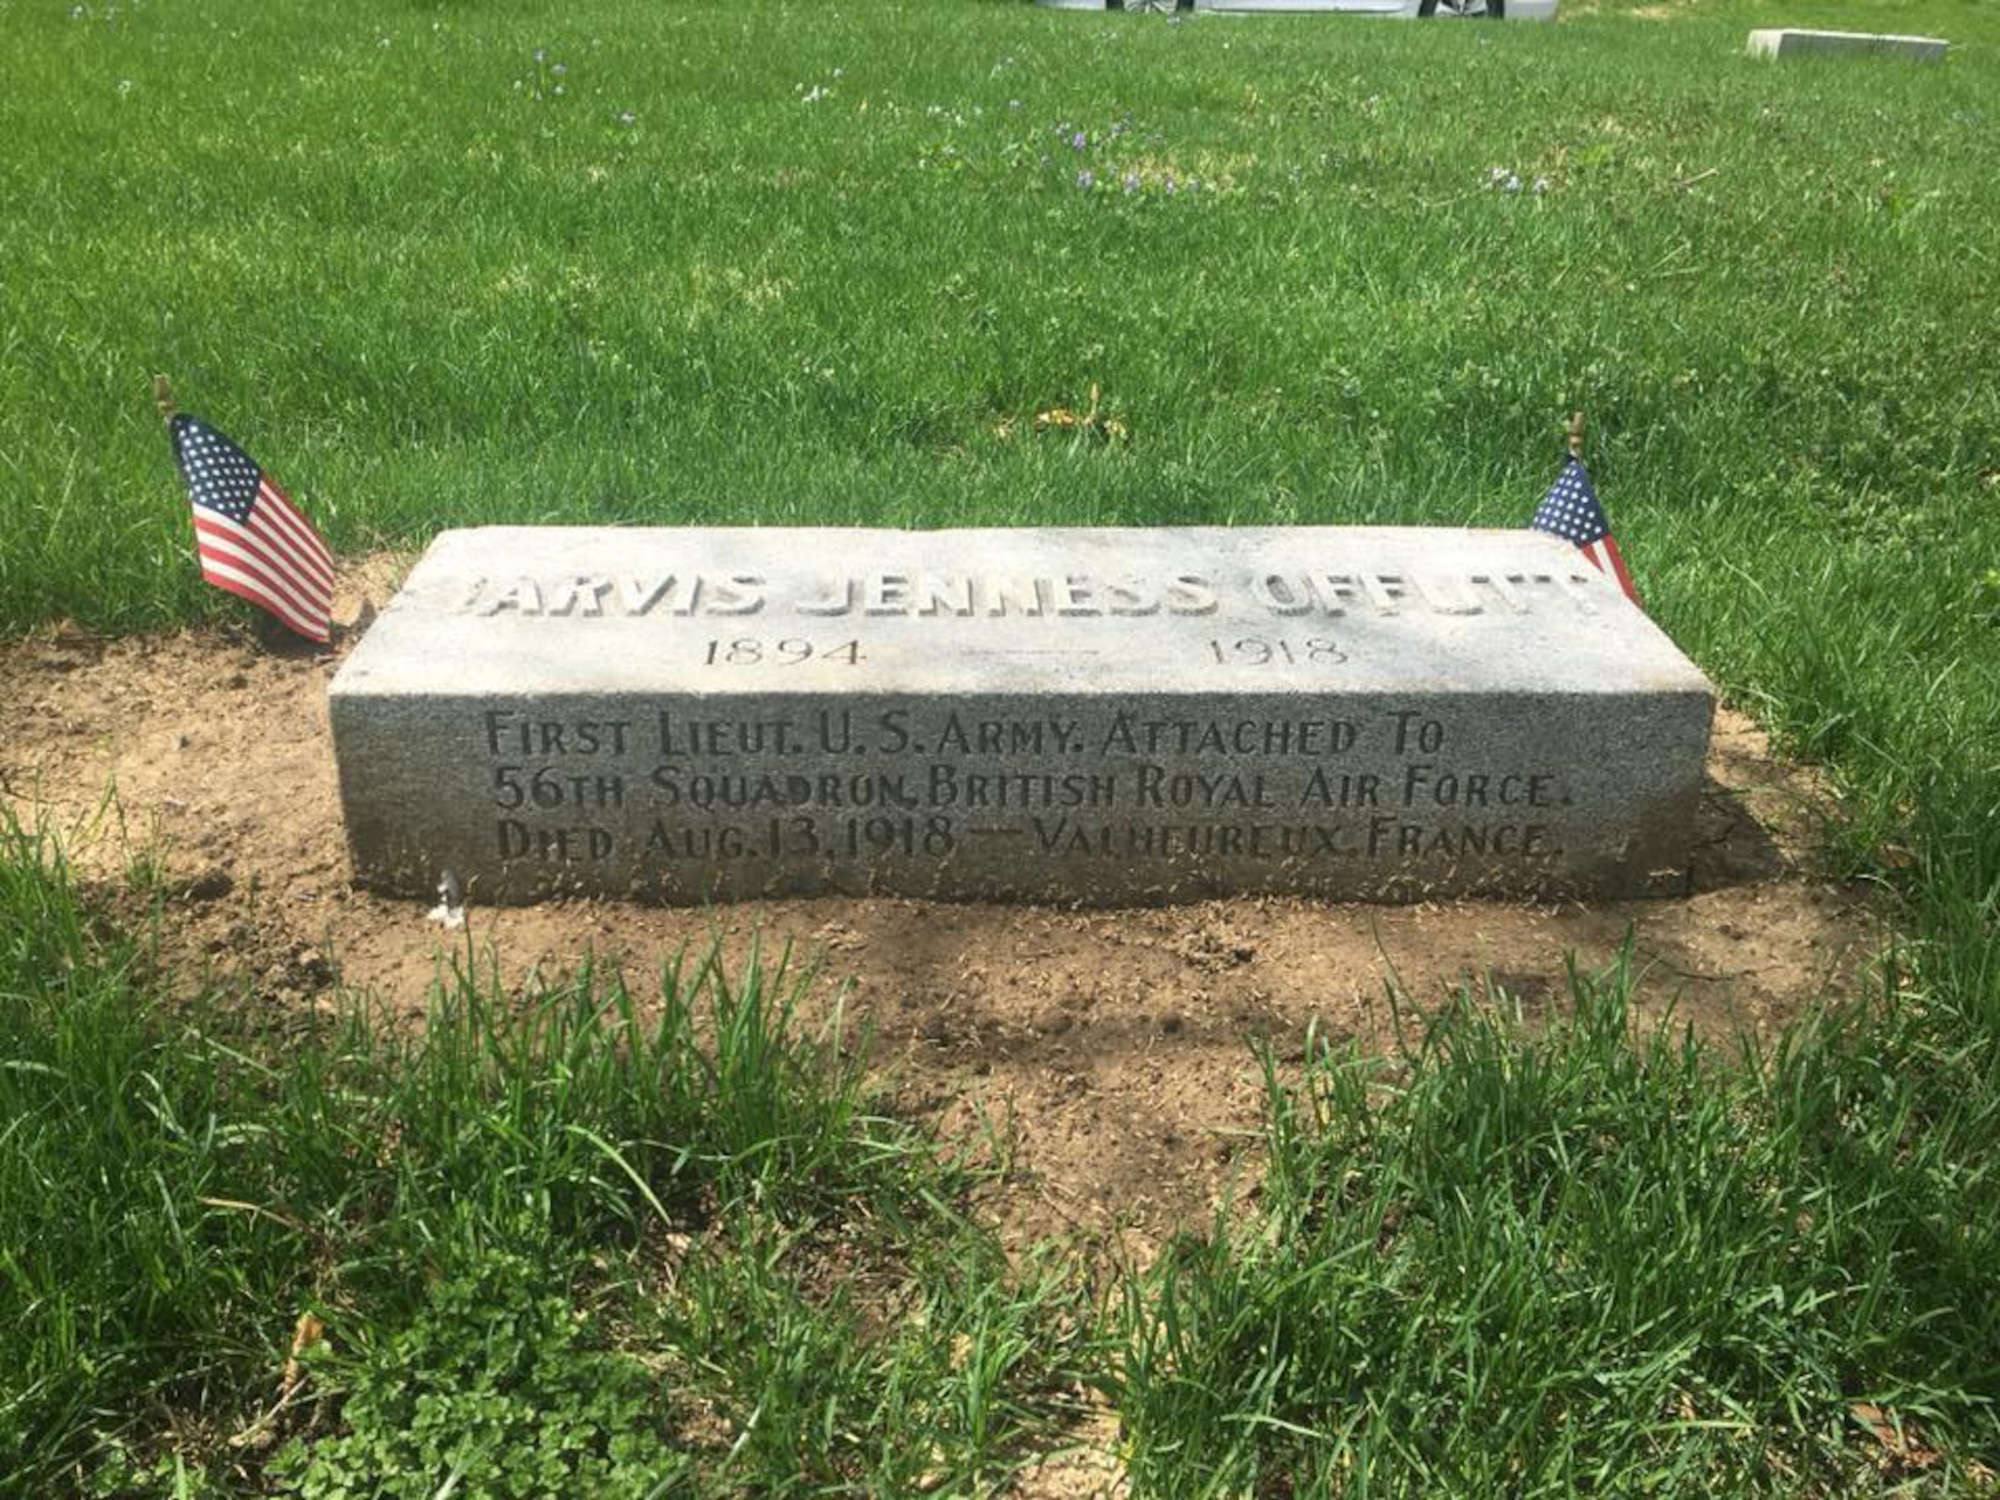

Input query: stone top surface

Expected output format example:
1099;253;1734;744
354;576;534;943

1748;27;1947;43
331;526;1711;701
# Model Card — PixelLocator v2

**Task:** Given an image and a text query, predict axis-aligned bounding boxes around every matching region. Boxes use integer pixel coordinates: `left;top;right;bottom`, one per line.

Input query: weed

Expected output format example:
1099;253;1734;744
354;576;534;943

268;1253;685;1500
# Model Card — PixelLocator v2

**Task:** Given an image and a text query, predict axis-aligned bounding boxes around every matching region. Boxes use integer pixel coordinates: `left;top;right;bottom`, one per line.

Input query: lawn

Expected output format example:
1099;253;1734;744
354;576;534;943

3;0;1998;1494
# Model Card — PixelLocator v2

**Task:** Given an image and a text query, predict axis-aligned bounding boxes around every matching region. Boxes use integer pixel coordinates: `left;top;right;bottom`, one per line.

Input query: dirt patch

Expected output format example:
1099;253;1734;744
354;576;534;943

0;556;1880;1253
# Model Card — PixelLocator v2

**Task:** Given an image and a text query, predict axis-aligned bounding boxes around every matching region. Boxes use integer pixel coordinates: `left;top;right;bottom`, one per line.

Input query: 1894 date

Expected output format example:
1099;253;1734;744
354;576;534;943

703;638;865;666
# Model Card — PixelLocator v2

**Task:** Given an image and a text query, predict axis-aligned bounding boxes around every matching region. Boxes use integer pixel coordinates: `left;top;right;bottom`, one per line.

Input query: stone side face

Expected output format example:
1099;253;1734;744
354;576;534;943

329;526;1716;905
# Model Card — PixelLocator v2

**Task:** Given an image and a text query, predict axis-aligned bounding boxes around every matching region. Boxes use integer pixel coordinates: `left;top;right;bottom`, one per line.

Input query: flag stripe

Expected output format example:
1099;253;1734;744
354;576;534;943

192;512;331;609
196;551;315;633
250;480;336;587
194;528;328;636
193;514;332;618
255;478;335;582
253;502;335;592
1601;535;1641;607
242;503;335;599
195;555;330;642
203;569;326;645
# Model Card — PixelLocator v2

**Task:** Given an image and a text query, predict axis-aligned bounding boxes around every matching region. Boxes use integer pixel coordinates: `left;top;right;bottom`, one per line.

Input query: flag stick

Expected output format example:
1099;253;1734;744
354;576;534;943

1566;410;1585;461
153;375;177;426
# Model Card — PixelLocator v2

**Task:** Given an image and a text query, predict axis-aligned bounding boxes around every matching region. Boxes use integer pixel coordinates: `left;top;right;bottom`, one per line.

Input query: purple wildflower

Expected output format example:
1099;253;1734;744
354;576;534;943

1077;168;1095;190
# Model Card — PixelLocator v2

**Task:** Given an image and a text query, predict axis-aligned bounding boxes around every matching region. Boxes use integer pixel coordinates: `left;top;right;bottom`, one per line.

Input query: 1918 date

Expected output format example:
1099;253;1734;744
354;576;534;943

1207;637;1348;666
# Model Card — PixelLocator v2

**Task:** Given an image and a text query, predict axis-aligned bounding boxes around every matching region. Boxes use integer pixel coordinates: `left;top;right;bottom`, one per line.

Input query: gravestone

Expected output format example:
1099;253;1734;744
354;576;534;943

330;526;1714;904
1747;28;1948;62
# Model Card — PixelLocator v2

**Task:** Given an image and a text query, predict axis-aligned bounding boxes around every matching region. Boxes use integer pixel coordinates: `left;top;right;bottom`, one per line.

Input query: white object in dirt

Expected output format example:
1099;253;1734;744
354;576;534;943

427;868;466;929
1747;28;1948;63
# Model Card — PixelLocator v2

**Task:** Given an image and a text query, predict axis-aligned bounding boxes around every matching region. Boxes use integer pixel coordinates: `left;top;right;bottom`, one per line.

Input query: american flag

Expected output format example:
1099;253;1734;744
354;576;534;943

1530;454;1641;608
171;414;334;643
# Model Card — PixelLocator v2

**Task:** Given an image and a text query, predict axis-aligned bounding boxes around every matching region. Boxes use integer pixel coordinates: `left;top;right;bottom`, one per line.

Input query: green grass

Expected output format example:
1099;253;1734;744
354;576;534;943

4;0;1997;629
5;0;2000;1493
1110;957;2000;1495
0;813;1086;1496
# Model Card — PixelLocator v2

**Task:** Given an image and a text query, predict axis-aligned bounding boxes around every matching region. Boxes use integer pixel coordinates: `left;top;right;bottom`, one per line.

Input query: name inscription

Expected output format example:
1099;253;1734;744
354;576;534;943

462;568;1603;621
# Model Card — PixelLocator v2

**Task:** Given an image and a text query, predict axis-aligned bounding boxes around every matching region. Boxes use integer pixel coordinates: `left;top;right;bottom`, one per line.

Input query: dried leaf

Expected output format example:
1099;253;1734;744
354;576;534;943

282;1310;325;1396
1033;384;1128;445
1850;1401;1941;1471
1875;842;1917;870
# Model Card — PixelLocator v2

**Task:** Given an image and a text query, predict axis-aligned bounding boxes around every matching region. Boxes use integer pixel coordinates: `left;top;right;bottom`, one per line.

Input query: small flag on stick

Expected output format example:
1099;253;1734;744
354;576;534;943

165;397;334;644
1530;452;1641;609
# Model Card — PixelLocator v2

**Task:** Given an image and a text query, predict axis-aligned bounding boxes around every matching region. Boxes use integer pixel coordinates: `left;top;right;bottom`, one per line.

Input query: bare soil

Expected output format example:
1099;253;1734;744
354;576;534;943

1;556;1881;1256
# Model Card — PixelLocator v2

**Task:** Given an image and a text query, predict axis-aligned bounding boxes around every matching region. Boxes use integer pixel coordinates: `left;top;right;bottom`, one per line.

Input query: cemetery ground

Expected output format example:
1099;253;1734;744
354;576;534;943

3;0;1998;1494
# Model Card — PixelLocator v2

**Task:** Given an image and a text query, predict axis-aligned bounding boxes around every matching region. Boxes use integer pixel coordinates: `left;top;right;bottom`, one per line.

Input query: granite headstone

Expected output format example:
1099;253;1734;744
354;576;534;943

329;526;1714;904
